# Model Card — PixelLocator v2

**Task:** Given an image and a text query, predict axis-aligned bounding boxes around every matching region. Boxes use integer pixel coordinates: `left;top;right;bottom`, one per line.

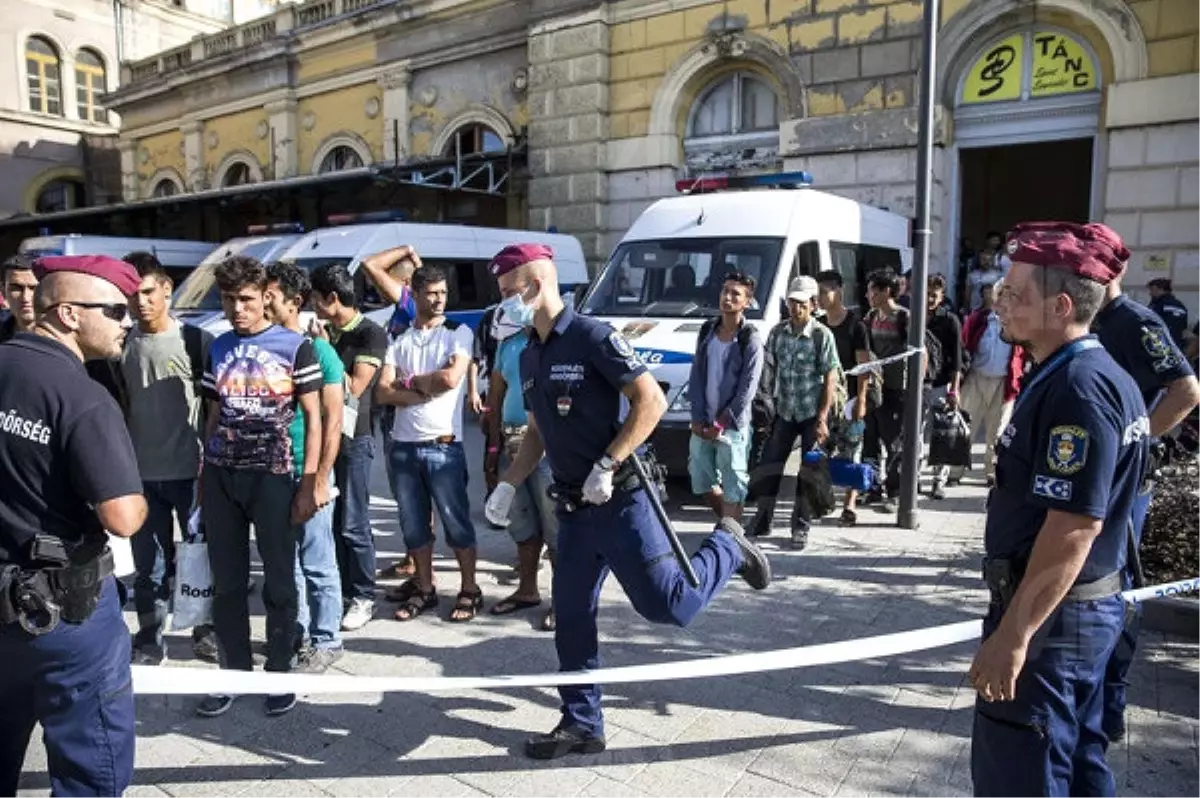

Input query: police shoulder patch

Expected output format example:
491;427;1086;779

608;331;635;359
1046;425;1089;475
1033;475;1073;501
1141;325;1171;359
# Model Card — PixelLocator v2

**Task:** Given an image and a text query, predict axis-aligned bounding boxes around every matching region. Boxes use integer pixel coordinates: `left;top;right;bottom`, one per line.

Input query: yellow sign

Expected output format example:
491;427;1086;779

962;34;1023;104
1031;31;1097;96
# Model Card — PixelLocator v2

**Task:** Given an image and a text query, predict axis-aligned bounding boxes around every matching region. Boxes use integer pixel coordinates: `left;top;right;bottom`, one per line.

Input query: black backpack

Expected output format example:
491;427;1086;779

90;322;209;419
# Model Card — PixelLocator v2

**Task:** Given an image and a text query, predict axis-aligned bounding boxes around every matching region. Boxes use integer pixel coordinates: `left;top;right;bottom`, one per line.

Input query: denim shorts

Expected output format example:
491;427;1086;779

688;426;751;504
388;440;476;550
500;447;559;551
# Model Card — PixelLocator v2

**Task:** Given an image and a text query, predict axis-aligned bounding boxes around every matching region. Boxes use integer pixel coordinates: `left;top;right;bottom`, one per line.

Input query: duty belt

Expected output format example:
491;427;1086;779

983;556;1122;610
548;464;641;513
0;547;114;636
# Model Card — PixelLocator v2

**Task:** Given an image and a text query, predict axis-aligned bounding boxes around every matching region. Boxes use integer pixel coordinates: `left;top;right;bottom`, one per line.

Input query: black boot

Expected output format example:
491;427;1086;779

525;723;607;760
746;498;775;538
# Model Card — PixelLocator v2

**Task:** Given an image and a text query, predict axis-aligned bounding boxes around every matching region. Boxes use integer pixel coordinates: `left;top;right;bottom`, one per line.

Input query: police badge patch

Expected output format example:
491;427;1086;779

608;331;635;358
1047;425;1088;475
1141;326;1171;359
1033;475;1073;501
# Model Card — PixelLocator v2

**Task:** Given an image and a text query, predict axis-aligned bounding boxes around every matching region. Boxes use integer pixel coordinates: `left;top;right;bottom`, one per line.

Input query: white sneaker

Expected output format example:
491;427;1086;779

341;598;375;631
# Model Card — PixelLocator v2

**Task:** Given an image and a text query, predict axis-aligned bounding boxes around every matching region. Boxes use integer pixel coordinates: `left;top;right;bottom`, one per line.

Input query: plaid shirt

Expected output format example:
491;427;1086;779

765;318;839;423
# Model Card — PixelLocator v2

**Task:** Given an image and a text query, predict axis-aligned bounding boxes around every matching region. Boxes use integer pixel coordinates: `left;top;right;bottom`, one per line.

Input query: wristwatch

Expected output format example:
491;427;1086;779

597;454;619;472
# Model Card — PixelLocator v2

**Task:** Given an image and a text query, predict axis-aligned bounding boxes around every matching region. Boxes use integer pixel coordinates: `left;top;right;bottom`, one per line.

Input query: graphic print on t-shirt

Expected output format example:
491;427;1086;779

202;326;320;474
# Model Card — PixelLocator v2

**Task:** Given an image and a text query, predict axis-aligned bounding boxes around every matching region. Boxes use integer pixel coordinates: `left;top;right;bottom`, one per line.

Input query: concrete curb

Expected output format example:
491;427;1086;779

1143;596;1199;638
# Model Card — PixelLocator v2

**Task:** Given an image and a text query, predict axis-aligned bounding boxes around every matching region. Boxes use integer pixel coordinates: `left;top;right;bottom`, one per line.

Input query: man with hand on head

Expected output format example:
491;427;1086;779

483;243;771;761
969;222;1149;796
0;255;147;797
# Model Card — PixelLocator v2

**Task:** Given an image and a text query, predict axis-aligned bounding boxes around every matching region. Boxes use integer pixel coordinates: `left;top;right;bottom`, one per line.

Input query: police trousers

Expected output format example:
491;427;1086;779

554;487;741;737
971;595;1125;797
0;576;135;797
1102;483;1153;738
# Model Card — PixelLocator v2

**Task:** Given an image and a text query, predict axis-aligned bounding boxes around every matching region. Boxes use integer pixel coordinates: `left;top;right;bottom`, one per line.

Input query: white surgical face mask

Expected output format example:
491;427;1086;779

500;282;537;326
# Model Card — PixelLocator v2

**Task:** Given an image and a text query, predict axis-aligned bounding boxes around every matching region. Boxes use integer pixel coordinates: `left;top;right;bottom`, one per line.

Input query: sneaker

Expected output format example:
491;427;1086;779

341;598;375;631
265;693;296;716
295;646;344;674
524;723;607;760
192;628;220;663
196;694;235;718
931;483;947;500
716;518;771;590
840;509;858;527
131;645;166;666
790;529;808;551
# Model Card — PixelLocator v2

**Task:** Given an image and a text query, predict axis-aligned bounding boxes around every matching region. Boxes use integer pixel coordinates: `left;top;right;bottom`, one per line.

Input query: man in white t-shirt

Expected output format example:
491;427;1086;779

375;266;482;622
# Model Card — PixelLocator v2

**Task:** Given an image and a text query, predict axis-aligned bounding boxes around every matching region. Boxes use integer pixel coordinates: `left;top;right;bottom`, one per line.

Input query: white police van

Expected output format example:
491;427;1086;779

577;171;913;475
18;234;218;286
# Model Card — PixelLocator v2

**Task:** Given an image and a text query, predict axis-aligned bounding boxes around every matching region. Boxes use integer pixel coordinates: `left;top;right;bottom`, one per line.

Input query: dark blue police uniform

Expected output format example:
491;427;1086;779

521;306;744;737
973;337;1149;796
1091;293;1195;739
0;334;143;796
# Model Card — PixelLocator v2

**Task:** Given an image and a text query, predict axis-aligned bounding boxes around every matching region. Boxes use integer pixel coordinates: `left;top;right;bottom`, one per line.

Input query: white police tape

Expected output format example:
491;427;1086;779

130;576;1198;696
844;346;923;377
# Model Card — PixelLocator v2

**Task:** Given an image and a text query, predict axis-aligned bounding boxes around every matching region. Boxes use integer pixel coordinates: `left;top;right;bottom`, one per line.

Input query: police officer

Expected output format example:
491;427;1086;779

483;243;771;761
970;223;1149;797
1088;230;1200;744
0;255;147;796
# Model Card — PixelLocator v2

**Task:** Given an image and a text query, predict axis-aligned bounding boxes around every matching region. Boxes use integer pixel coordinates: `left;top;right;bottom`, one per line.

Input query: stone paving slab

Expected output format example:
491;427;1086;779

16;436;1199;796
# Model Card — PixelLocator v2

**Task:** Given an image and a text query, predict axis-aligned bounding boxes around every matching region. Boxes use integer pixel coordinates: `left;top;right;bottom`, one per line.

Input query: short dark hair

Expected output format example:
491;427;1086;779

214;256;268;294
310;262;357;307
124;251;170;282
866;268;900;296
411;265;448;294
722;271;757;293
927;273;948;292
1;254;37;281
266;262;311;306
1148;278;1172;291
985;230;1003;241
815;270;843;288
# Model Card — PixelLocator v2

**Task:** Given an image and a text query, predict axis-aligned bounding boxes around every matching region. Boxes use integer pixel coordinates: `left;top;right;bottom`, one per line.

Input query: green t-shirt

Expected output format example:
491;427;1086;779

289;336;345;476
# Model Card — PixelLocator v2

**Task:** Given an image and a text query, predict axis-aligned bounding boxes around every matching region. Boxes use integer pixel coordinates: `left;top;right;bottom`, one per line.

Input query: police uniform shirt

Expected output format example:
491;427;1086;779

1093;294;1194;410
987;340;1149;583
520;306;647;487
0;335;142;564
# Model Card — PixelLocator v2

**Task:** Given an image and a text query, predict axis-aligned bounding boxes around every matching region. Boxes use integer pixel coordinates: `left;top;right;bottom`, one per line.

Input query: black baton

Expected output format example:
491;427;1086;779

628;452;700;588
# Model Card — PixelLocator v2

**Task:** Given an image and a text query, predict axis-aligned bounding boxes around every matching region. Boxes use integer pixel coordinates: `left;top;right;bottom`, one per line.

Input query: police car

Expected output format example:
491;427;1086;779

577;171;913;474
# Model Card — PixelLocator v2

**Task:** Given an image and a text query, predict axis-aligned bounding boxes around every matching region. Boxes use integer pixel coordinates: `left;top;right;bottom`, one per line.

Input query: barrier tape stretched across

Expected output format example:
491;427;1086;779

843;347;922;377
131;577;1198;696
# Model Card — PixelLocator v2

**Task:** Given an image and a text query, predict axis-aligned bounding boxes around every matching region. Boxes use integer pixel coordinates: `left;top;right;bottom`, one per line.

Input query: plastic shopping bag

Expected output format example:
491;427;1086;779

170;508;214;631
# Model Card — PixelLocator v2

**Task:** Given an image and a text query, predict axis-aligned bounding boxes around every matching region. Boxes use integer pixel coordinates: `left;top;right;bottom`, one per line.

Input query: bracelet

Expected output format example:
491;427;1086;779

402;375;414;390
487;446;500;453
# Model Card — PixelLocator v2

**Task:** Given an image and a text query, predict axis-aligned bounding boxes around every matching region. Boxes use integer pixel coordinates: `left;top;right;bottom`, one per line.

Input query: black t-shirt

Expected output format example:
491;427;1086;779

329;314;389;438
825;308;869;396
0;334;142;564
0;313;17;344
926;306;964;388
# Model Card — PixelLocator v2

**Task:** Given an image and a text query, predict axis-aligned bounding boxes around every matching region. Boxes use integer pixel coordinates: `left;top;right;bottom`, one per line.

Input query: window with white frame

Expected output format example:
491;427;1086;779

75;49;108;124
26;36;62;116
443;124;505;157
685;71;779;148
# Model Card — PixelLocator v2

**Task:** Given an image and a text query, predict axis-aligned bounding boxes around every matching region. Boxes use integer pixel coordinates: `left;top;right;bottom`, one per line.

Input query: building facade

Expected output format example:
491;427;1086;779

107;0;1198;307
0;1;273;219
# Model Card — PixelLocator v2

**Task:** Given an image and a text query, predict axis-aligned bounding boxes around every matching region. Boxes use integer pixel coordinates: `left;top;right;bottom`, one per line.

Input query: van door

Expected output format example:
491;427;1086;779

829;241;904;311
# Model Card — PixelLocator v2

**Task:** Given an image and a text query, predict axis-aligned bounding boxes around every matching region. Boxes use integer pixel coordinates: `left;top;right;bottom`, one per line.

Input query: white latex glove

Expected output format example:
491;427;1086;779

485;481;516;528
582;463;615;505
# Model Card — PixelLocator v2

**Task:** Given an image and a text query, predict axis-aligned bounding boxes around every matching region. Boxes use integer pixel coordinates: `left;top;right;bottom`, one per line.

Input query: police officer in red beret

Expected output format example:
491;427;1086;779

0;255;148;796
968;224;1150;796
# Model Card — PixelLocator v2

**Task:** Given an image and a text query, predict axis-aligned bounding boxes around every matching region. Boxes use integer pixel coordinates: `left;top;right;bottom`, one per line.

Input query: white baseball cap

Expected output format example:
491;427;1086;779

787;276;819;302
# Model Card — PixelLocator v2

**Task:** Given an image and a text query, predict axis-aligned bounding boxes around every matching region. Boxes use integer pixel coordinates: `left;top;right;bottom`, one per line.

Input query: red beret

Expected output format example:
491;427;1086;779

1005;222;1129;286
489;243;554;277
33;255;141;296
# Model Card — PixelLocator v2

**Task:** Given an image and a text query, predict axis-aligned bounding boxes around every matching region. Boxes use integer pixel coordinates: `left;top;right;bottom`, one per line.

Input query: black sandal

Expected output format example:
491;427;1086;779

449;588;483;623
393;590;438;622
384;579;421;603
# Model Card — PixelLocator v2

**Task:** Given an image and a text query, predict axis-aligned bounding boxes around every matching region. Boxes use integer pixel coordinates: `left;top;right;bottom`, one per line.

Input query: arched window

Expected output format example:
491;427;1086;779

221;162;254;187
75;49;107;124
686;71;779;141
35;178;85;213
26;36;62;116
443;123;505;157
151;179;179;197
318;145;364;173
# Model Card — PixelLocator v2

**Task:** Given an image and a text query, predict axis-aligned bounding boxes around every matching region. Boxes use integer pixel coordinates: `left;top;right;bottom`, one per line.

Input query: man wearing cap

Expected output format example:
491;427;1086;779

0;255;147;796
1086;227;1199;745
746;275;841;548
483;243;771;761
969;222;1149;796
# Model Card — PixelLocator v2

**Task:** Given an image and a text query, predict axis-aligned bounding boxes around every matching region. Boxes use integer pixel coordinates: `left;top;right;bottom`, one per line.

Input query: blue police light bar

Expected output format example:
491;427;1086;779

327;210;407;225
246;222;305;235
675;170;814;194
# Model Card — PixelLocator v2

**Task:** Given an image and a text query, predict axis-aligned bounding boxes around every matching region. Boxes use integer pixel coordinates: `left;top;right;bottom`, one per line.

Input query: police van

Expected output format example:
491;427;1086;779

18;234;218;286
172;224;307;331
577;171;913;474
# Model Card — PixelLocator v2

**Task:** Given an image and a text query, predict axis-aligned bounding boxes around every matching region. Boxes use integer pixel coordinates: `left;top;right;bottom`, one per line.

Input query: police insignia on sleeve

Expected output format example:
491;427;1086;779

1034;475;1073;501
1047;425;1088;475
608;331;635;359
1141;325;1179;372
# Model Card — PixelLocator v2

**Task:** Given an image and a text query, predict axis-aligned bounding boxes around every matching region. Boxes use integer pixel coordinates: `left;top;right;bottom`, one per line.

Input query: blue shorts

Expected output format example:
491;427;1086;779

688;427;751;504
388;441;476;550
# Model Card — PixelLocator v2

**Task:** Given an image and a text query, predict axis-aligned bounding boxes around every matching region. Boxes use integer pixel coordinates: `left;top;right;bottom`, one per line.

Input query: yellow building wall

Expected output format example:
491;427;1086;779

203;109;270;174
136;130;185;183
297;83;385;171
1132;0;1200;76
296;40;378;83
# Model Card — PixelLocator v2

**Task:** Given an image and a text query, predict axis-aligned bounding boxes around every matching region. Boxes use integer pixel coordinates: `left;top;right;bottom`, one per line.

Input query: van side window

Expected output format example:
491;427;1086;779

423;260;498;311
830;241;902;310
790;241;821;283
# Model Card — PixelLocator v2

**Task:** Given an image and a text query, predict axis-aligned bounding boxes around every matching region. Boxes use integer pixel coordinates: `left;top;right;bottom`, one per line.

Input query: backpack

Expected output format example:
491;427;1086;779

94;322;210;421
698;317;763;427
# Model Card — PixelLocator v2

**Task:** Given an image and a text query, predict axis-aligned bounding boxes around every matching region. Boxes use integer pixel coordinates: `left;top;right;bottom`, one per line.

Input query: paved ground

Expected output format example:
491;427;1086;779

17;433;1200;797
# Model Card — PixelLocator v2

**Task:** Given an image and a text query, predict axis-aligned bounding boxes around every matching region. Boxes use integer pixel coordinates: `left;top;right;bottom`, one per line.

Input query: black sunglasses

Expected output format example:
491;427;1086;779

48;302;129;322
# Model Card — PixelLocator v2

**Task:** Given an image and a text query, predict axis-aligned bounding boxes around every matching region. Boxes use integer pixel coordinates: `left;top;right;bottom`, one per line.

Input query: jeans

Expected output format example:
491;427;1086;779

388;441;476;550
0;578;135;797
294;480;343;651
749;417;819;531
202;465;299;673
131;478;196;654
334;435;377;602
864;388;905;496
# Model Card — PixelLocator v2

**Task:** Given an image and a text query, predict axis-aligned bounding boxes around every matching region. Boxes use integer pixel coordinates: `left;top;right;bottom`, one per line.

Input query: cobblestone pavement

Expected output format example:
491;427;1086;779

17;438;1199;797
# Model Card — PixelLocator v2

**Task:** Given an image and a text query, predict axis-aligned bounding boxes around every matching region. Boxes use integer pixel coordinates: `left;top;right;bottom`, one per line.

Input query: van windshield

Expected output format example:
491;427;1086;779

581;237;784;319
174;239;296;311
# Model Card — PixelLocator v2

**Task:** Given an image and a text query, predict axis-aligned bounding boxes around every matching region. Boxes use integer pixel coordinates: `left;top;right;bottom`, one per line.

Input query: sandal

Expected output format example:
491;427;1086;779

379;558;416;580
449;588;484;623
489;594;542;616
840;509;858;527
384;579;421;603
541;606;556;632
393;590;438;622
